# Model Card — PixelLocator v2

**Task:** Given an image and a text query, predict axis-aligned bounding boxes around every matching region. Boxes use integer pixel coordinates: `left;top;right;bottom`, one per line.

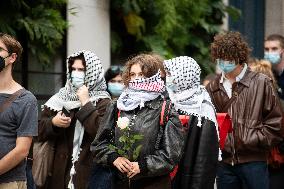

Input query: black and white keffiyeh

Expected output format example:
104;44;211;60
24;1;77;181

164;56;221;160
117;71;165;111
43;50;110;189
44;50;110;111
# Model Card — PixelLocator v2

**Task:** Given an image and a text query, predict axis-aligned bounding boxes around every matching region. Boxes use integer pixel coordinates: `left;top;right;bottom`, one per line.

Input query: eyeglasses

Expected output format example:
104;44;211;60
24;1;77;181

0;46;9;53
110;65;124;72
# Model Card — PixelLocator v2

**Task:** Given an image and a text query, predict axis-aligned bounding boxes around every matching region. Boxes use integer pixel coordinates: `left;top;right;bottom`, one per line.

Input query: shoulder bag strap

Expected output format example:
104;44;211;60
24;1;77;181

0;88;25;113
160;100;172;127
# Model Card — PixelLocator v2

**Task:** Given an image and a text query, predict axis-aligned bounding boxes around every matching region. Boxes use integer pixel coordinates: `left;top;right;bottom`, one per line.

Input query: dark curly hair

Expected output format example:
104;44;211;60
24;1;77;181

211;31;251;65
122;53;165;86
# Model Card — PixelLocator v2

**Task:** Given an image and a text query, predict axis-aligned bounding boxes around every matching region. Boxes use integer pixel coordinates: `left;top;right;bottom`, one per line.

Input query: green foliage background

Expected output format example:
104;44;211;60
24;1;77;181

0;0;67;67
0;0;239;78
111;0;240;78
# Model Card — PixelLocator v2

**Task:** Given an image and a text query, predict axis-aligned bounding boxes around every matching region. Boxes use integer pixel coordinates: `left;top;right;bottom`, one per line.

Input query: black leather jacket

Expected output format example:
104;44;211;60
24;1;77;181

91;96;186;179
172;115;219;189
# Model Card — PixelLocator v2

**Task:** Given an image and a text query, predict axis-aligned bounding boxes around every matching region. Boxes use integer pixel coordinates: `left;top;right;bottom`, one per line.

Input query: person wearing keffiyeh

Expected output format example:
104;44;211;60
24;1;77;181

36;50;111;189
91;53;185;189
164;56;219;189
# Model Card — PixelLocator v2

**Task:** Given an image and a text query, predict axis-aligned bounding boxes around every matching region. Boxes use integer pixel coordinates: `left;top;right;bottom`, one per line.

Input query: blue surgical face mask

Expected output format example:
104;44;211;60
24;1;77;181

108;82;124;97
264;52;281;64
166;76;178;92
217;59;237;73
71;71;85;88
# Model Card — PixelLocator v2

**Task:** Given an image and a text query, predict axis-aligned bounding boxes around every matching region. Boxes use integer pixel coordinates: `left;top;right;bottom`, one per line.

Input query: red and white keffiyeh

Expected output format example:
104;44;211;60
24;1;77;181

117;71;165;111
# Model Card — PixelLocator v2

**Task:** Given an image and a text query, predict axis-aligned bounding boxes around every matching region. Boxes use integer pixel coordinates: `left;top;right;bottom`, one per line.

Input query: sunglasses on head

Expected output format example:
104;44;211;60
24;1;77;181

110;65;124;72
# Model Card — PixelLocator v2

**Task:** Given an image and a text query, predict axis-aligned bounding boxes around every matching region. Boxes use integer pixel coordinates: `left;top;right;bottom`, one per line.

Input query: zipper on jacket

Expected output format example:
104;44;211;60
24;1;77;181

229;105;236;166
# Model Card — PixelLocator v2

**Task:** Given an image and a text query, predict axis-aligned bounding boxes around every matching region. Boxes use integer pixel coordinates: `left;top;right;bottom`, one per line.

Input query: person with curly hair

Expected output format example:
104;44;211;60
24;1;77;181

91;53;185;189
206;31;283;189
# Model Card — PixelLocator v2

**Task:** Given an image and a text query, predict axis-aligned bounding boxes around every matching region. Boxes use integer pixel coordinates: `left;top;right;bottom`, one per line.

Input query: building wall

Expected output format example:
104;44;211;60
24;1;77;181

228;0;265;58
67;0;110;70
265;0;284;37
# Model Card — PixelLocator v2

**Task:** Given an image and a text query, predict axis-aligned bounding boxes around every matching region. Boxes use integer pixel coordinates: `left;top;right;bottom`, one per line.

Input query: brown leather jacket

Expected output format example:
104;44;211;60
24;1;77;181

37;99;110;189
206;69;283;165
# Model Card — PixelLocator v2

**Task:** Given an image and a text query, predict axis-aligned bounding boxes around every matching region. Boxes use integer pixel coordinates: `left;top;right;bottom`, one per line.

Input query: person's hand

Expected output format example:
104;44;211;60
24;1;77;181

52;111;71;128
113;157;133;173
127;162;140;178
77;85;90;106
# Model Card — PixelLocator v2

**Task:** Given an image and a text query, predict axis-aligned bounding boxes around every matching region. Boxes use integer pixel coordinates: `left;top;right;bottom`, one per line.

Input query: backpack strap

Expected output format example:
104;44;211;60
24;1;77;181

117;109;121;118
160;100;172;127
0;89;25;113
155;100;172;149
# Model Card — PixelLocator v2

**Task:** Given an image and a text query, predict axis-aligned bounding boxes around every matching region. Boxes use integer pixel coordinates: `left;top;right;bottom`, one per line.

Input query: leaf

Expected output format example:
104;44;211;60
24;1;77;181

225;5;241;21
123;12;145;39
109;144;118;151
119;135;127;143
110;0;236;86
117;149;125;156
133;134;143;140
132;145;142;161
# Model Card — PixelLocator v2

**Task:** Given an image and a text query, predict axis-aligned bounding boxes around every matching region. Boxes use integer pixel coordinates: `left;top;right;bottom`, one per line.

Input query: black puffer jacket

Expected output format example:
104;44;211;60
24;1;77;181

91;96;186;189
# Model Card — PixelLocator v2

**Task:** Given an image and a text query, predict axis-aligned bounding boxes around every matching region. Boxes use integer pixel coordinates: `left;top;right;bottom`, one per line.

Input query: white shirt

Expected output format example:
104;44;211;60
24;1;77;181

220;63;248;98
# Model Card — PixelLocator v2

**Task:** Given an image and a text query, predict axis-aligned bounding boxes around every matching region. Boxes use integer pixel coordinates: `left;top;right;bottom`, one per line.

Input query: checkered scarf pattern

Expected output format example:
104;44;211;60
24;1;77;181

128;71;165;92
44;50;110;111
163;56;215;118
164;56;201;92
117;71;165;111
164;56;222;160
60;50;108;102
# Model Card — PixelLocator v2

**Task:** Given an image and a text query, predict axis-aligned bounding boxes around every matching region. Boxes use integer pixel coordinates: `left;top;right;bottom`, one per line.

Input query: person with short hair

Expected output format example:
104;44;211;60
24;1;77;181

105;65;124;99
264;34;284;99
37;50;111;189
0;33;38;189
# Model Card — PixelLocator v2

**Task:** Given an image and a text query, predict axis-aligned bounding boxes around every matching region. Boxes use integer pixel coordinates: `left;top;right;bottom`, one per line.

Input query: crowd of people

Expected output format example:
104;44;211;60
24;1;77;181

0;31;284;189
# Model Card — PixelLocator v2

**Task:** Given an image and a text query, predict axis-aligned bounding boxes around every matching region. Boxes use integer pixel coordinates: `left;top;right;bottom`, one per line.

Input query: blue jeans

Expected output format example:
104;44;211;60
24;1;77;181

26;160;36;189
216;161;269;189
88;163;114;189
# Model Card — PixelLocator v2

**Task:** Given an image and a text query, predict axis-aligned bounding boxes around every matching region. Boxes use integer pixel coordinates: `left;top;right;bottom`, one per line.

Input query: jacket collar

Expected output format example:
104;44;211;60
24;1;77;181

144;95;163;109
238;68;257;87
212;67;257;93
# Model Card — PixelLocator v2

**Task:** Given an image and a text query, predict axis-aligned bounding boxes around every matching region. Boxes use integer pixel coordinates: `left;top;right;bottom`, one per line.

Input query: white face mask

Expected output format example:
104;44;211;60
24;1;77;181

71;71;85;88
166;76;178;92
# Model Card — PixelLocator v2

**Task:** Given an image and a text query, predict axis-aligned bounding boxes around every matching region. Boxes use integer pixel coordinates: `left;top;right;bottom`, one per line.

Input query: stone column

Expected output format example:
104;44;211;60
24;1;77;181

67;0;110;70
221;0;229;31
265;0;284;37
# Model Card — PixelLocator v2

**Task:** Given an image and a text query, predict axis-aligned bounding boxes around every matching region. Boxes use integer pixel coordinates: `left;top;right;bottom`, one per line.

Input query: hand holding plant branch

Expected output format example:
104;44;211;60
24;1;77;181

110;116;143;178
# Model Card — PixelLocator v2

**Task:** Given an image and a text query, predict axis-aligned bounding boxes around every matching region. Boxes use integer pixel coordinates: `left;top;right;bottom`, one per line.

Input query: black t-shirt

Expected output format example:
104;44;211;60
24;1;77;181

0;89;38;183
274;70;284;100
